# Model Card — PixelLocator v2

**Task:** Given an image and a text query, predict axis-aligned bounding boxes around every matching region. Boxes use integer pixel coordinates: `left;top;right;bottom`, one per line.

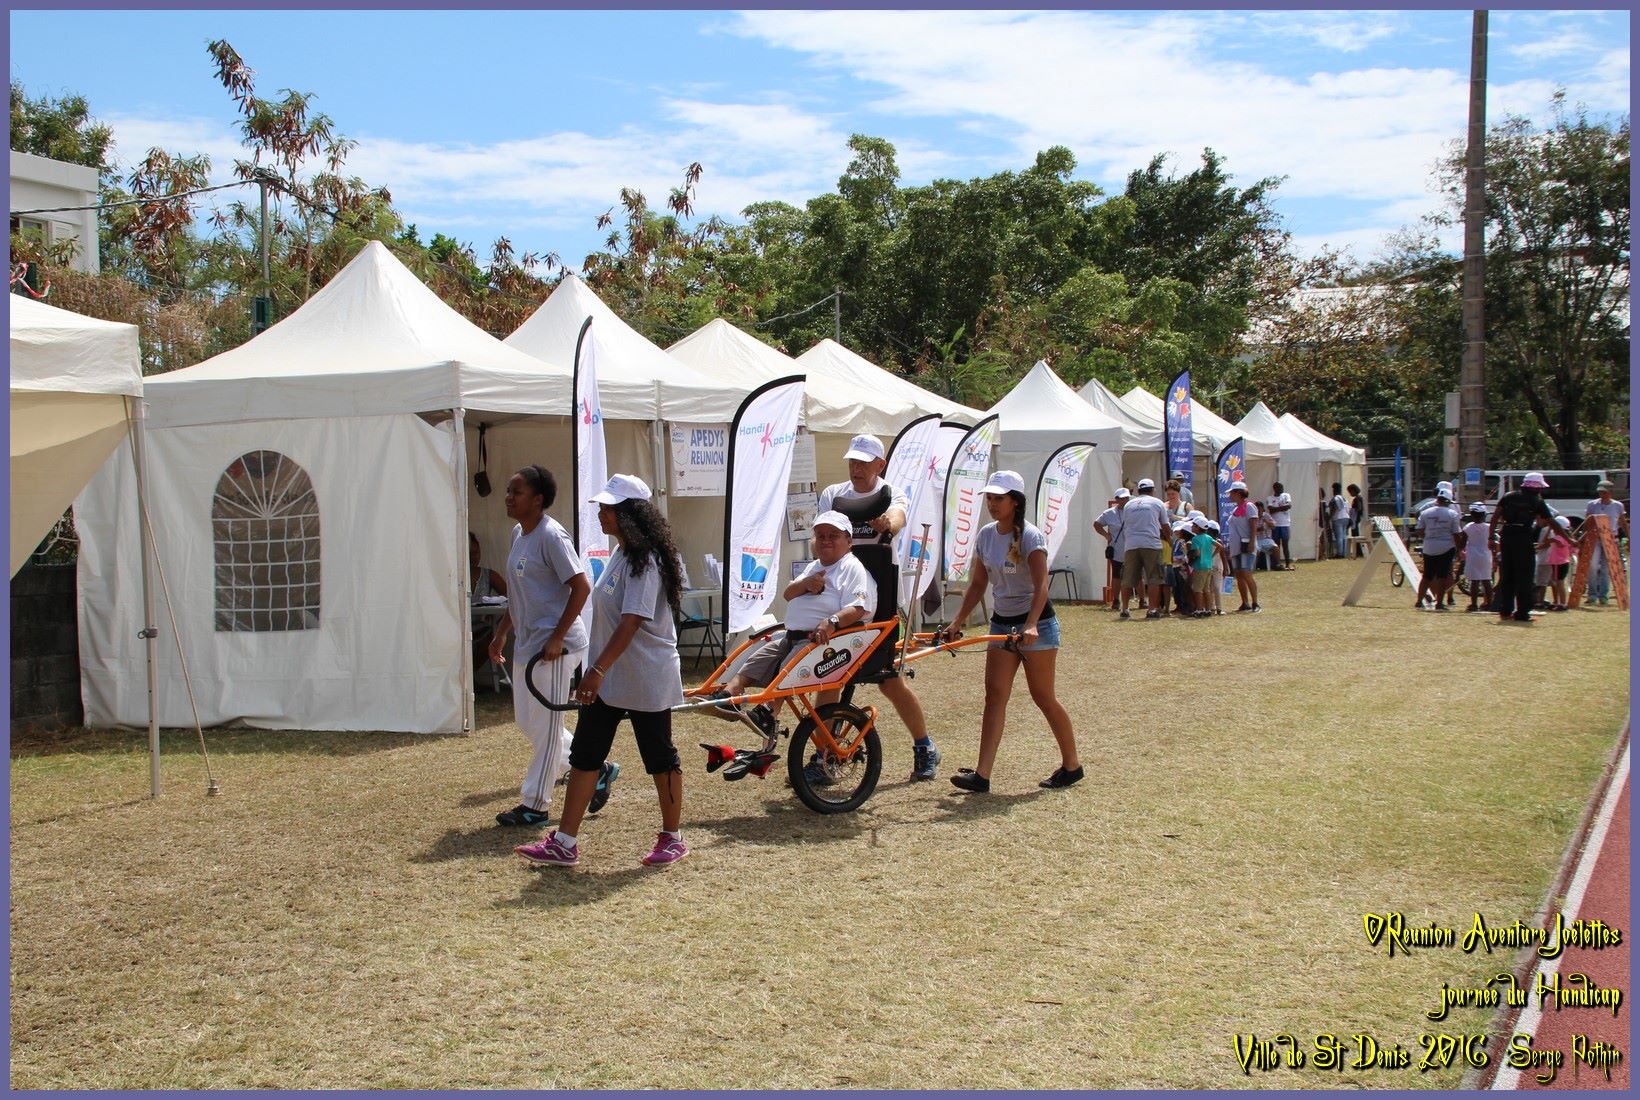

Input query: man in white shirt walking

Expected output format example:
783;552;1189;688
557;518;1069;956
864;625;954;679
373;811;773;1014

1118;478;1172;620
1265;482;1294;569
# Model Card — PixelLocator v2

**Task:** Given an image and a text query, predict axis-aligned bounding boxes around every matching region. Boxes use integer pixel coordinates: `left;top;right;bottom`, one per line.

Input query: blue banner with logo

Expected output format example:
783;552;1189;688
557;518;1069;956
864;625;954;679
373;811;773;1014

1163;370;1194;492
1215;437;1246;522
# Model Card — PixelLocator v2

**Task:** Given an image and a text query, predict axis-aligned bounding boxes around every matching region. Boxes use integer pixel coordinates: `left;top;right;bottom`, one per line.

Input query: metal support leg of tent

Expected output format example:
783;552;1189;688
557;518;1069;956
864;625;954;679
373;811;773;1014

650;421;670;518
454;408;475;733
129;397;161;798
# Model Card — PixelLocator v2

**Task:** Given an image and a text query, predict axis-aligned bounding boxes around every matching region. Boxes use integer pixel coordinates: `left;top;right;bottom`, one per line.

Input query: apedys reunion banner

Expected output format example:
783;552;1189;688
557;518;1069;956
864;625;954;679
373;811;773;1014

943;414;999;586
1035;442;1096;567
573;319;610;584
723;376;805;634
883;414;943;606
1164;369;1194;493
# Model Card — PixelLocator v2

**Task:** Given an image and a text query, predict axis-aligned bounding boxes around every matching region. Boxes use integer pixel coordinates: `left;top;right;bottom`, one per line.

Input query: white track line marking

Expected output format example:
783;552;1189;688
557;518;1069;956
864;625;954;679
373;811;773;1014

1490;743;1629;1089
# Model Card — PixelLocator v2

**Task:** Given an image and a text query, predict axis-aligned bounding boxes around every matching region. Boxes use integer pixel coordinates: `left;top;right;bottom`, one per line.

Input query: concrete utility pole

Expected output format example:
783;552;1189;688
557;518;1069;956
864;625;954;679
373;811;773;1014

1457;10;1488;506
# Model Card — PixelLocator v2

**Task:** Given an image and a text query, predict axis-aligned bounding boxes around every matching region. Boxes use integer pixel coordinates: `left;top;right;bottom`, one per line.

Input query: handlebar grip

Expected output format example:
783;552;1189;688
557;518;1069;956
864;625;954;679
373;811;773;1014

523;653;582;711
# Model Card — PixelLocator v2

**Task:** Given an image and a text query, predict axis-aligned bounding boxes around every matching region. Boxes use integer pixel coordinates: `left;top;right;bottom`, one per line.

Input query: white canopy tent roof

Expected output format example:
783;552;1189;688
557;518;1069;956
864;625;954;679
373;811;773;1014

666;317;794;393
793;339;980;435
142;241;571;429
504;273;742;422
1279;412;1367;465
1077;375;1163;452
10;295;142;574
989;361;1125;599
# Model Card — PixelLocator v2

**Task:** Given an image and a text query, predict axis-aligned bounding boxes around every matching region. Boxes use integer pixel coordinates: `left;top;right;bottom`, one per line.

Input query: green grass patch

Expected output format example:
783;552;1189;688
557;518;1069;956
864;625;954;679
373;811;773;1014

9;562;1629;1088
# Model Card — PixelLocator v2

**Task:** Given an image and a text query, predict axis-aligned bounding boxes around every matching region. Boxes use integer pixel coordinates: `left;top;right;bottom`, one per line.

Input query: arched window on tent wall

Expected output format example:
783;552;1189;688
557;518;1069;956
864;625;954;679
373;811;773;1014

212;450;321;632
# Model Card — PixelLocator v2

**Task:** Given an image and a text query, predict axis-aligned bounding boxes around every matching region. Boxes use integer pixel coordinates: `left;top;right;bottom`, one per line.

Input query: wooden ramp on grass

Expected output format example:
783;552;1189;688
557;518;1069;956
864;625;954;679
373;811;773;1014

1568;514;1629;610
1343;516;1421;606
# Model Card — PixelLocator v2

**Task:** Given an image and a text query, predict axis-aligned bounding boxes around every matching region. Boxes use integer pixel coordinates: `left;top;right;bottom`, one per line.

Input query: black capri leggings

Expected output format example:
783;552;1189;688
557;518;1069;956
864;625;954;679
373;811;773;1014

568;696;681;775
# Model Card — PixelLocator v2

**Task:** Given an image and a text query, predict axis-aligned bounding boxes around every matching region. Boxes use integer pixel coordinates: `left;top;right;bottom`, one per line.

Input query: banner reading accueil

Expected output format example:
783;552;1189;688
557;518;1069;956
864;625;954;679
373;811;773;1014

1035;442;1095;567
884;414;942;605
1164;370;1194;492
573;320;610;585
943;415;999;585
1215;436;1246;523
723;376;805;634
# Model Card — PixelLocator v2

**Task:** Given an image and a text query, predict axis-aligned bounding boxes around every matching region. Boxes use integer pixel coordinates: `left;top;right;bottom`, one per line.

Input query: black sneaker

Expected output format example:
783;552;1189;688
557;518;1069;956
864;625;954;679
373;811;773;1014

1039;765;1085;789
496;803;550;828
950;768;990;793
587;760;620;815
747;704;779;740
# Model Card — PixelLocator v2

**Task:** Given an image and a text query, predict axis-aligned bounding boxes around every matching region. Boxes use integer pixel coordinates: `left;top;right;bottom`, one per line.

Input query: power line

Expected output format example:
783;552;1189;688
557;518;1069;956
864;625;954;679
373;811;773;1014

752;288;840;328
10;179;251;216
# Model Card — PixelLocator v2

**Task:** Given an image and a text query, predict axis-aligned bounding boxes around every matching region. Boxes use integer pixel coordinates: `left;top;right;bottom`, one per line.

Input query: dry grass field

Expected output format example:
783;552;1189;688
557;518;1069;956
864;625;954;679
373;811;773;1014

9;560;1630;1088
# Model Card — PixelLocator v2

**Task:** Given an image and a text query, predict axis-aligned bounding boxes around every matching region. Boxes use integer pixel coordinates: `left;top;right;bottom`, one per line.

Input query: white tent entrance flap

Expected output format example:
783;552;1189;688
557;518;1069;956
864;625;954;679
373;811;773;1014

1343;517;1421;606
79;413;466;733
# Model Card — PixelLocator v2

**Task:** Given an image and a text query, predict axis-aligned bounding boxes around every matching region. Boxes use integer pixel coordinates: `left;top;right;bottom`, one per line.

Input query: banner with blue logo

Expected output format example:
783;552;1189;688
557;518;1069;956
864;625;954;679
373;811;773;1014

1215;436;1246;523
723;376;805;634
884;414;943;607
572;318;610;586
1164;370;1194;492
1035;442;1096;568
943;414;1000;585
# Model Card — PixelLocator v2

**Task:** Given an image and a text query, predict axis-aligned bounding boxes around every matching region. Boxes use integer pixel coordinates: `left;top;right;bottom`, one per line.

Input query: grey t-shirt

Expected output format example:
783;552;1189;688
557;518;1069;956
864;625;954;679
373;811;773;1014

1095;506;1124;547
976;521;1049;618
507;517;589;660
1119;494;1169;551
588;548;683;712
1586;499;1626;528
1417;505;1463;554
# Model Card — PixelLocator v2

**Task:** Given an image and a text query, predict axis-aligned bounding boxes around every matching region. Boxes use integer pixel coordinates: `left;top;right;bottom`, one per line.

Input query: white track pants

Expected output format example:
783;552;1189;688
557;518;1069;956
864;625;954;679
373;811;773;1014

514;648;585;812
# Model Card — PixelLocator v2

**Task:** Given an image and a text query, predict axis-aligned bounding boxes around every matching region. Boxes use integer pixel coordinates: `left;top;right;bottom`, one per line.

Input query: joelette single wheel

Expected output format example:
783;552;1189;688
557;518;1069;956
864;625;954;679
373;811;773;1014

787;702;881;814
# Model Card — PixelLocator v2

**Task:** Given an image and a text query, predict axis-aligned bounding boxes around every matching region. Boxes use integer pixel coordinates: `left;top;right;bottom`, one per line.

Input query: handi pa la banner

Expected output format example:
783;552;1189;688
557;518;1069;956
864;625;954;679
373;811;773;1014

723;376;805;634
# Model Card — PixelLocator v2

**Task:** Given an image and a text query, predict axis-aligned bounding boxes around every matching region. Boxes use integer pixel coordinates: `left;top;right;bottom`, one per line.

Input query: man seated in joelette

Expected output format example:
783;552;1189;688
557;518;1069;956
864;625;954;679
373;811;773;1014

710;511;875;734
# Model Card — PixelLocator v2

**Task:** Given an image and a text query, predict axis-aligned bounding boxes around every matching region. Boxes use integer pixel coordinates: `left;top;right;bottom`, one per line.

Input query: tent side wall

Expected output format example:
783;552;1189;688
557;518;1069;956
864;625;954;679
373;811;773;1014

996;444;1121;601
11;391;130;574
79;413;468;733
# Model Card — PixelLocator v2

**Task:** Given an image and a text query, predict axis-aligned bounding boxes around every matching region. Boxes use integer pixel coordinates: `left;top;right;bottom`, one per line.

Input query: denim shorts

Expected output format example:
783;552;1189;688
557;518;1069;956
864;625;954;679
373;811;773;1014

989;615;1060;651
1232;552;1257;573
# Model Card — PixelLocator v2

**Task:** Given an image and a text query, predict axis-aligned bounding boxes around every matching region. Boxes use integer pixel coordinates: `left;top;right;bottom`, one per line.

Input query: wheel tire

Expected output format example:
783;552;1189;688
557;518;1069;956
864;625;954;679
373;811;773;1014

787;702;882;814
1389;563;1405;587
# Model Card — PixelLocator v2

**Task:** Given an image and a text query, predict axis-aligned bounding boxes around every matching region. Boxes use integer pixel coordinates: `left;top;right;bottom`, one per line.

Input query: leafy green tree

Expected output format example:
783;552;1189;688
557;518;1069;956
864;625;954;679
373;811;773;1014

9;82;113;169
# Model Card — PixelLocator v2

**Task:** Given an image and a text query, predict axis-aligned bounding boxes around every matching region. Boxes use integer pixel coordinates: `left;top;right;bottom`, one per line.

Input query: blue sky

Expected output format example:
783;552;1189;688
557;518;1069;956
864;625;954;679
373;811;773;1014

9;9;1631;270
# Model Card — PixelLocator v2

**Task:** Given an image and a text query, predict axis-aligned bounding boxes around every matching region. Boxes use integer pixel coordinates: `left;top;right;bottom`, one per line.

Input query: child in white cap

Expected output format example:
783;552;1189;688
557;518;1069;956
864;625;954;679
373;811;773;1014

1460;502;1494;612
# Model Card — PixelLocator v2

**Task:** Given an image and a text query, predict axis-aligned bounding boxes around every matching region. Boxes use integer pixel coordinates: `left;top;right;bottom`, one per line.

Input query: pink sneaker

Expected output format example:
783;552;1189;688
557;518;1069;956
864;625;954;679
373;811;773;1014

515;830;579;866
641;832;689;866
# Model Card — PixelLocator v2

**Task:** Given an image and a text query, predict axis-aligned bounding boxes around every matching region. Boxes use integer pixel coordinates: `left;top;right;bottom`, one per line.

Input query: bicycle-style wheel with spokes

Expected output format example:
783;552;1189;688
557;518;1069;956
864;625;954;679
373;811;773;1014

786;701;882;814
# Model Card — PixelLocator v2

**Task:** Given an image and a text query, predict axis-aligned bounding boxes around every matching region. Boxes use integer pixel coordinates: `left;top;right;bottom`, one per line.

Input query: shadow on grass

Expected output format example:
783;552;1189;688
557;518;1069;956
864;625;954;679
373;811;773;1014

9;726;440;760
14;796;152;828
497;863;659;908
929;787;1047;819
458;787;519;808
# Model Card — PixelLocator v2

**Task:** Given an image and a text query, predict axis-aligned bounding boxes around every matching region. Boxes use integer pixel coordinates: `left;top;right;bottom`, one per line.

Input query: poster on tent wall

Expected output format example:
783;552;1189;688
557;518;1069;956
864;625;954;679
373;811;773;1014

723;376;805;634
943;415;1000;585
1164;370;1194;492
884;414;942;604
669;422;729;497
1035;442;1096;568
1215;437;1247;524
573;320;611;584
905;421;970;603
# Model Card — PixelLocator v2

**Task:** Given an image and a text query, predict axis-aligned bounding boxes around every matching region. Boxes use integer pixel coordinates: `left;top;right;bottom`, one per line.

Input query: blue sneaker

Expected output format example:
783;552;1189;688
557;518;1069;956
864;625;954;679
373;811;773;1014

802;753;836;788
911;738;941;781
588;760;620;815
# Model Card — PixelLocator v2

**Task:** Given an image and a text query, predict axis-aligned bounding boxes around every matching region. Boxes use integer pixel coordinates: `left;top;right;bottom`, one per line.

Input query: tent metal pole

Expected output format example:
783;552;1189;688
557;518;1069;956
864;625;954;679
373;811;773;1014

129;397;161;798
651;421;669;517
454;408;475;734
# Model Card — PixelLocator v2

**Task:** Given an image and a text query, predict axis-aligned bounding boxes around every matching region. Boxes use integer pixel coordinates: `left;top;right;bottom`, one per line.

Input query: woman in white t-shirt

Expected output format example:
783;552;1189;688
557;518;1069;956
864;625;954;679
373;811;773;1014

485;466;600;830
939;471;1082;793
515;474;689;869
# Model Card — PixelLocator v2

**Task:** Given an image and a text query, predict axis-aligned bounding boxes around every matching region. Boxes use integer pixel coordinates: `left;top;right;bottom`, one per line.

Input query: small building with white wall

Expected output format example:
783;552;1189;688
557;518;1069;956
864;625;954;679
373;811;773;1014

10;151;100;274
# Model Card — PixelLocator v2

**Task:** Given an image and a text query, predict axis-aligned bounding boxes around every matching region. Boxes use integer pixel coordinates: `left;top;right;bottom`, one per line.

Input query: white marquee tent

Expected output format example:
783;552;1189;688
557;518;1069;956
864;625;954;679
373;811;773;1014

1122;386;1280;511
77;242;586;735
1236;401;1330;560
793;338;980;436
989;361;1125;599
1076;375;1165;488
1280;411;1369;551
10;296;143;575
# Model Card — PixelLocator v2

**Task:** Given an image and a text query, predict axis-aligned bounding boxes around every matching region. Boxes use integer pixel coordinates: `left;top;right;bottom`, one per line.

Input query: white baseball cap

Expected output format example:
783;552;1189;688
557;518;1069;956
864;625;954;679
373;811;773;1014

979;470;1026;496
1554;514;1572;530
843;434;886;463
812;510;852;534
1188;509;1206;521
1436;487;1453;502
1171;470;1187;479
1436;480;1454;495
1204;519;1221;532
1113;487;1131;500
1137;477;1156;491
1227;481;1249;495
589;473;652;505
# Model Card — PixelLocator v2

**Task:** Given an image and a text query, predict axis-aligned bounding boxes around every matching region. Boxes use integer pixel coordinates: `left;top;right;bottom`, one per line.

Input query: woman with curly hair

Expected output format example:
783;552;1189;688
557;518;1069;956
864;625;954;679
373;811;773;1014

516;474;689;868
939;471;1082;793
